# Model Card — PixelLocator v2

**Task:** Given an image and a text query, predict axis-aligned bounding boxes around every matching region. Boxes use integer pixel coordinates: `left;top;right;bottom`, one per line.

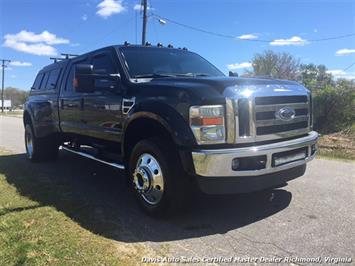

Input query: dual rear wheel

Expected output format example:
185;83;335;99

24;124;59;162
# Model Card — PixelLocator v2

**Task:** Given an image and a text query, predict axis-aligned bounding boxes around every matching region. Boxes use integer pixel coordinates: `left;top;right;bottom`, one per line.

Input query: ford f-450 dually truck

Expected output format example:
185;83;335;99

24;44;318;215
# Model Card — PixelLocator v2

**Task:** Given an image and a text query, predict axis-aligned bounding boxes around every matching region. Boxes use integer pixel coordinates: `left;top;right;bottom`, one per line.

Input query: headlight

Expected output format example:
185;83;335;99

189;105;225;144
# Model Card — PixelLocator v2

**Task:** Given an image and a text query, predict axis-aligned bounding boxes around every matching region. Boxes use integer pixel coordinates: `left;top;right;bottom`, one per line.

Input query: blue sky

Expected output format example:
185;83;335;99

1;0;355;90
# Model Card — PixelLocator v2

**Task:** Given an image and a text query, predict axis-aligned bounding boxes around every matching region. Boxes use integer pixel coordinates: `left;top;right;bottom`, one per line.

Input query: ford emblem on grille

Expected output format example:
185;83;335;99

275;107;296;121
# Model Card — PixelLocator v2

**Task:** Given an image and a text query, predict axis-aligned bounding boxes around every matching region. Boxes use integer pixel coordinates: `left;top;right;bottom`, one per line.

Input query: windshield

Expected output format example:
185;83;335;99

120;47;224;79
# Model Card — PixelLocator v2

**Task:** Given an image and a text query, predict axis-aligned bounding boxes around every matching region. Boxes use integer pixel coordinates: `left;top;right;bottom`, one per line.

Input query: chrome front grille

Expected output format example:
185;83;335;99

228;93;311;144
255;96;309;136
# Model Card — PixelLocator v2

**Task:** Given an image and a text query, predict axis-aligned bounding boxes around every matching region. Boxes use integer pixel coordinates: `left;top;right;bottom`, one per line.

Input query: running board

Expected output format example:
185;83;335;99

60;145;125;170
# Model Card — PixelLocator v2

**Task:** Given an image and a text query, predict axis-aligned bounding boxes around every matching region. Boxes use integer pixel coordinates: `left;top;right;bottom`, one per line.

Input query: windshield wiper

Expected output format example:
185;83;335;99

176;73;211;77
132;73;176;79
132;72;212;79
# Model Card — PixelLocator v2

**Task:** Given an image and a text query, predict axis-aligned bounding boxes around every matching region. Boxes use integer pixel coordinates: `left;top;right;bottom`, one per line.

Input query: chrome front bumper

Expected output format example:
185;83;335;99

192;131;318;177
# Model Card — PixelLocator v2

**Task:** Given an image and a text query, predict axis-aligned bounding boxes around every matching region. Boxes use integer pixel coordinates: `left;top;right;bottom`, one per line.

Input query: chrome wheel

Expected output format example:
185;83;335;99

25;129;34;159
133;153;164;205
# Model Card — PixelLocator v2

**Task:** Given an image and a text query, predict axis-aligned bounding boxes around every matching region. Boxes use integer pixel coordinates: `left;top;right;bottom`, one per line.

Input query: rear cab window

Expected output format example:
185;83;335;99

40;72;50;90
47;68;62;90
31;65;63;92
31;73;44;90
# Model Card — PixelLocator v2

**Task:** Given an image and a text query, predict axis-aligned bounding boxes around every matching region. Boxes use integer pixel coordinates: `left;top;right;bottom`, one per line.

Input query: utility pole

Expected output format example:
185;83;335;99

141;0;148;45
1;59;11;113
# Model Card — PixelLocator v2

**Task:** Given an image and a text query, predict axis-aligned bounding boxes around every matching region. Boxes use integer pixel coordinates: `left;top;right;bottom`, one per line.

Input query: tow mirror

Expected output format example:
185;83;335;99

74;64;95;93
74;64;121;93
229;71;238;77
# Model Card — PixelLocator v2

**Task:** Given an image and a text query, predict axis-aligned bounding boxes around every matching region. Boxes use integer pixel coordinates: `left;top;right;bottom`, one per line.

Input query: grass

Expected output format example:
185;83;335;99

317;149;355;161
0;150;155;265
0;111;23;118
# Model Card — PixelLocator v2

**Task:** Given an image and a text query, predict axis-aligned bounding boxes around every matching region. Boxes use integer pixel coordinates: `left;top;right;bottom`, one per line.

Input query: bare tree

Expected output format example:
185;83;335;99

246;50;300;80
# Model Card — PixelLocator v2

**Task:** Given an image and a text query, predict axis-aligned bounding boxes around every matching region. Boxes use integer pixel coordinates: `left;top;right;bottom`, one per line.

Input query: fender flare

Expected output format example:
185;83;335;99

121;103;196;157
23;106;36;134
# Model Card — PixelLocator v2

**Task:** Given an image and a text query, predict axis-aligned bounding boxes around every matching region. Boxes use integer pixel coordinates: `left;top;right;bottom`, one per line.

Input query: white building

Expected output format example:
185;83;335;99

1;100;12;111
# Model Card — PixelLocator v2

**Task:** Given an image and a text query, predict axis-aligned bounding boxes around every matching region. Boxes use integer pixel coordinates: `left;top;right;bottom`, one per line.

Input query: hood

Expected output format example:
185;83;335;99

131;76;309;103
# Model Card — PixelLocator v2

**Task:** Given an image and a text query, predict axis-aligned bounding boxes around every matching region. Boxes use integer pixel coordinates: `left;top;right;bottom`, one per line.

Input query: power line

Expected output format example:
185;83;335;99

152;13;355;44
80;16;135;53
343;61;355;71
310;33;355;42
153;14;245;41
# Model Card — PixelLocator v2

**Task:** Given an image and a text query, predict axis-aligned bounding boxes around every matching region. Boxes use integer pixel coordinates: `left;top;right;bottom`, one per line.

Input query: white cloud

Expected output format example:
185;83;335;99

3;30;70;56
227;62;252;70
9;61;32;67
97;0;125;18
237;34;258;40
133;3;153;11
82;14;88;21
4;40;57;56
326;70;346;76
4;30;69;45
335;48;355;56
326;69;355;80
270;36;308;46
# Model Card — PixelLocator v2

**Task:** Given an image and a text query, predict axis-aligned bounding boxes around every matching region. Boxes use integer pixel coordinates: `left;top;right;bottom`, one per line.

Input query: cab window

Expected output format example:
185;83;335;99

92;54;116;74
40;72;50;90
32;73;44;90
47;68;62;90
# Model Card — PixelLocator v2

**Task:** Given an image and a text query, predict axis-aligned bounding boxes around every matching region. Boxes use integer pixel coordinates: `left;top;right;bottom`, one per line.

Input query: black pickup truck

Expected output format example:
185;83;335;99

24;44;318;215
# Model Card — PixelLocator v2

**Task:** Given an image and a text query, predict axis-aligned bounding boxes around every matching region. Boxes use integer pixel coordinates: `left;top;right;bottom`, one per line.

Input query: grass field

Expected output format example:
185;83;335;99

0;111;23;118
0;150;155;265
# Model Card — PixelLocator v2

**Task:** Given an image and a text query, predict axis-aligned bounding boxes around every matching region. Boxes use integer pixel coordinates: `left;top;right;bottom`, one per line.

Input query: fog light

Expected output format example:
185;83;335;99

232;158;240;170
232;156;267;171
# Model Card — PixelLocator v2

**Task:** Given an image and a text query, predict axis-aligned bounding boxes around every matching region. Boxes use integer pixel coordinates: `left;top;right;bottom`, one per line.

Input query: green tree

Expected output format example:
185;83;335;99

299;64;333;91
3;87;29;108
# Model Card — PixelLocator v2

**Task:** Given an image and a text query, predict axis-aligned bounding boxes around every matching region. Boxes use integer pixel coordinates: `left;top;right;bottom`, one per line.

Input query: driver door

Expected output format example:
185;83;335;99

79;51;123;143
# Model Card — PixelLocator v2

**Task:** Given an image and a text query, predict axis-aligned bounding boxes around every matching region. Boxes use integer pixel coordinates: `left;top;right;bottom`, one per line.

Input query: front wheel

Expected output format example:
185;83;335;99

129;138;192;215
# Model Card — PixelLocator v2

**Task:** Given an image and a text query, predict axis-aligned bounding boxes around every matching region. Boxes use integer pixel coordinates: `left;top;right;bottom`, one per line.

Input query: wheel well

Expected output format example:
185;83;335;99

123;118;175;160
23;111;32;126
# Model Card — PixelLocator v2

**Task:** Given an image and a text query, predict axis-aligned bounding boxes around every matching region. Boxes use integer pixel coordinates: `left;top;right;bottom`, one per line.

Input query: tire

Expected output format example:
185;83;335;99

129;138;192;216
25;123;59;162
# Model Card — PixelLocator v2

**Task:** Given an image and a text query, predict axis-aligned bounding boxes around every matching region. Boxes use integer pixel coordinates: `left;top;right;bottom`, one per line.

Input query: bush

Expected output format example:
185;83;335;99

312;80;355;133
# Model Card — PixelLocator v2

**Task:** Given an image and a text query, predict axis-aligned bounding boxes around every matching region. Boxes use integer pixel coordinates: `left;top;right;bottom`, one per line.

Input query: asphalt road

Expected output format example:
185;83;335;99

0;115;354;265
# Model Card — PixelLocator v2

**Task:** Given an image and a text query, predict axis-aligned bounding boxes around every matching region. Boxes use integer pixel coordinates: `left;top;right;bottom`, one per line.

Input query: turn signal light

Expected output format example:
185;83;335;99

190;117;224;126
